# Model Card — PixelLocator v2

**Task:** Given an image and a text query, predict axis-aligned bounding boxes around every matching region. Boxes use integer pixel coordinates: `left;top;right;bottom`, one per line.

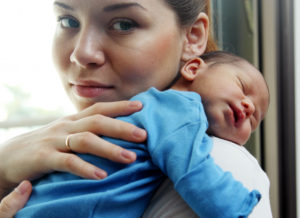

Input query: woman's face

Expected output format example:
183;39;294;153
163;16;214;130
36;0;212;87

53;0;187;110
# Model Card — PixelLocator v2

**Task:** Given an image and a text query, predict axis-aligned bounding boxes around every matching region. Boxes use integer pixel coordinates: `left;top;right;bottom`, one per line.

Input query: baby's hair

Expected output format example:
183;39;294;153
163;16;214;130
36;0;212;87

200;50;247;68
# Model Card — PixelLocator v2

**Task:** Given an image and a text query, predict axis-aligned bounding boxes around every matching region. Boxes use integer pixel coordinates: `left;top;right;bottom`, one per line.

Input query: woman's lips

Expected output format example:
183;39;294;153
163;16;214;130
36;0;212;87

72;84;114;98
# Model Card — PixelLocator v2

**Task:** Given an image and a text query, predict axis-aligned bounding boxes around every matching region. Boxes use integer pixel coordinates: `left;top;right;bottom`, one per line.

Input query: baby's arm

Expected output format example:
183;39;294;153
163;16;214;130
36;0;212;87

135;89;261;218
143;137;272;218
149;122;260;218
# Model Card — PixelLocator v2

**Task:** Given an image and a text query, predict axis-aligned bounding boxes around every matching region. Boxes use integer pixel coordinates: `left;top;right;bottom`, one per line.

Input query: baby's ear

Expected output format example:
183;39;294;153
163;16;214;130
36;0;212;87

180;58;206;81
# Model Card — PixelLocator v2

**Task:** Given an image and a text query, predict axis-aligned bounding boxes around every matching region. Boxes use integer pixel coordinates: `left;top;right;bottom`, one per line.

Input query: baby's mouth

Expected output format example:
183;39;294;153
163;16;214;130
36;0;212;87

230;104;245;127
233;109;238;123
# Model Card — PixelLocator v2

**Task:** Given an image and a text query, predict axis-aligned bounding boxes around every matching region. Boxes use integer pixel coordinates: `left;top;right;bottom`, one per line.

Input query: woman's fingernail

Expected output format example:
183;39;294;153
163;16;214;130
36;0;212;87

129;101;142;108
95;170;107;179
121;150;136;160
15;181;30;195
133;128;147;138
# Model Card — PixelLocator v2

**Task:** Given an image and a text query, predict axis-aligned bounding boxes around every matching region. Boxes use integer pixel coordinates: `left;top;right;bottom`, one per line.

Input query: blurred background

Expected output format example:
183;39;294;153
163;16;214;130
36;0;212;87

210;1;297;217
0;0;298;217
0;1;75;141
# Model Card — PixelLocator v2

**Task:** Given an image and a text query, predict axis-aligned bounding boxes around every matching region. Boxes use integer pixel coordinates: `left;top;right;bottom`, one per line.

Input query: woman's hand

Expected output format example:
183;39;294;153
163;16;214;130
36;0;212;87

0;181;32;218
0;100;146;197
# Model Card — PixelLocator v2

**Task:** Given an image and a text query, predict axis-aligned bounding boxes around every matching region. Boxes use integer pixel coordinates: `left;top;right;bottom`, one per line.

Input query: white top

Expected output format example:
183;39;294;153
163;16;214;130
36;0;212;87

143;137;272;218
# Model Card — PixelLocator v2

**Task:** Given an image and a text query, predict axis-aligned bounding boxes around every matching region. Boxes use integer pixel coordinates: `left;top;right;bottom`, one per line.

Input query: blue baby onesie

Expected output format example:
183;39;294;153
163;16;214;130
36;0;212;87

17;88;260;218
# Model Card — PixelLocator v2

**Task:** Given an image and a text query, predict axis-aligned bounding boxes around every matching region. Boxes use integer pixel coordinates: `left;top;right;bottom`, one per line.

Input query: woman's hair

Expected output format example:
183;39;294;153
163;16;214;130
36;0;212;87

164;0;218;52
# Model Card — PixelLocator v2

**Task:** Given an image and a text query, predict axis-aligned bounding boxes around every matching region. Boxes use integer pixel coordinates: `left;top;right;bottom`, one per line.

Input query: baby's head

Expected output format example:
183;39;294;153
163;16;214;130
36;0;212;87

175;51;269;145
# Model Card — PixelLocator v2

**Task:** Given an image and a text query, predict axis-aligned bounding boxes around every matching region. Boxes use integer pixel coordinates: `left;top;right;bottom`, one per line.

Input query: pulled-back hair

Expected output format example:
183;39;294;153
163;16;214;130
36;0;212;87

164;0;218;52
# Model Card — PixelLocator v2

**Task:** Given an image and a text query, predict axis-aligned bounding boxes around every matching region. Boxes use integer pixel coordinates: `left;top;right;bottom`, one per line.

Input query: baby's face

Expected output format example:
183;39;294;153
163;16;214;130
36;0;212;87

192;61;269;145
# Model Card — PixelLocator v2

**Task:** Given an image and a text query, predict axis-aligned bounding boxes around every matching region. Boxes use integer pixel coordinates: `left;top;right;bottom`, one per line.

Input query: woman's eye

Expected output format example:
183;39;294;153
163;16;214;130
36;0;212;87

57;16;79;28
110;19;138;33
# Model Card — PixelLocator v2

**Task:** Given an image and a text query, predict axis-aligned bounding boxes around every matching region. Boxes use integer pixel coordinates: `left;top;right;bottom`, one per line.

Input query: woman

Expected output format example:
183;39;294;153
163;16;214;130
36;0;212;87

0;0;271;217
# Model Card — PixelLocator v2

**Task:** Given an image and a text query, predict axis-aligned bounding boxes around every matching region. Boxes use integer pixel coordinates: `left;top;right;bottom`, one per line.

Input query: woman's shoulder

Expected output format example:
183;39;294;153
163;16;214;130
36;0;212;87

211;137;272;218
210;136;269;186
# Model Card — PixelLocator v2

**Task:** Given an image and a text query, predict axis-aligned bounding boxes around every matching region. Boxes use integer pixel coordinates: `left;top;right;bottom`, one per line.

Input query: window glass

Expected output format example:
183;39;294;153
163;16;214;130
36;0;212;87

0;1;75;143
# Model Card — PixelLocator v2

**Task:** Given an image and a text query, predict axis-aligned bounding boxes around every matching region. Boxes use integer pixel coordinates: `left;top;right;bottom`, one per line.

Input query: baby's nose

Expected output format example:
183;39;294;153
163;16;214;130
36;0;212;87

241;98;255;118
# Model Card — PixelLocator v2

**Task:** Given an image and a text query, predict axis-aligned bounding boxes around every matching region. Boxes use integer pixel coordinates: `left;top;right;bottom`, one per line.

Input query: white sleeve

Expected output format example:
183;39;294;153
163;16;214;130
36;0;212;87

210;137;272;218
143;137;272;218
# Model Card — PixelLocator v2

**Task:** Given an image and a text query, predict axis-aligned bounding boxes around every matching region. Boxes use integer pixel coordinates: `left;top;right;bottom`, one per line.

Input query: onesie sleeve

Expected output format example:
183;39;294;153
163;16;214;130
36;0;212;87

132;88;261;218
153;123;261;218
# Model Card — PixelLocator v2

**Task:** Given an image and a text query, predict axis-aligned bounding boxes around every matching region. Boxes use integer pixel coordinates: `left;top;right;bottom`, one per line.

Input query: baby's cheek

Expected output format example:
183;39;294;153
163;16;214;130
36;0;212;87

206;107;224;127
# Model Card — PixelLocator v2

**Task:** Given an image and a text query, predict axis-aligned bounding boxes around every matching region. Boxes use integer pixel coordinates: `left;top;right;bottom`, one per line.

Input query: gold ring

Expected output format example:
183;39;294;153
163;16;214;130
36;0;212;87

65;135;72;151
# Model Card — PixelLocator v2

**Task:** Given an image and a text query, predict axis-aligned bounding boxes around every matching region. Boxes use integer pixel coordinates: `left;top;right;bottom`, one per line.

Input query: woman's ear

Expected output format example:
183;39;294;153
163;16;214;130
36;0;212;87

181;57;206;81
181;13;209;61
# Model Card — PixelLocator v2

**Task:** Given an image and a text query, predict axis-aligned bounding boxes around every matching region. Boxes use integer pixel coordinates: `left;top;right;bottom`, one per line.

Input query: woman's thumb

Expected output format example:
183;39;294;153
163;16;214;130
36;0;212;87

0;181;32;218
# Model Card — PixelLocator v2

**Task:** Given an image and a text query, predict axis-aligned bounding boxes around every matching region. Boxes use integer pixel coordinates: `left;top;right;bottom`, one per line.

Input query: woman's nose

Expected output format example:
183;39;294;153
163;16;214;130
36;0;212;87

241;98;255;118
70;29;105;69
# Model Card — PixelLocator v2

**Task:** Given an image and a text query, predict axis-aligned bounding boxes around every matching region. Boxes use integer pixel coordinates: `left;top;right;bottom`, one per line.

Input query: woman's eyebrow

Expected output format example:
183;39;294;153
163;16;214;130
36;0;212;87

103;3;147;12
53;1;74;11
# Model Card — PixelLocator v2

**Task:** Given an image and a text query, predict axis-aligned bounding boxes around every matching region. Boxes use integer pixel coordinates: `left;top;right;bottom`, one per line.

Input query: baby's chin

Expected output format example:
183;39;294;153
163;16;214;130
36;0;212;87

206;129;245;146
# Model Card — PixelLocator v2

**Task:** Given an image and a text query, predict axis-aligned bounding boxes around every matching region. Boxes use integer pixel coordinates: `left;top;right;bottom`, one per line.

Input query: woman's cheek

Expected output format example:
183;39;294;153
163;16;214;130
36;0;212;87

151;31;182;60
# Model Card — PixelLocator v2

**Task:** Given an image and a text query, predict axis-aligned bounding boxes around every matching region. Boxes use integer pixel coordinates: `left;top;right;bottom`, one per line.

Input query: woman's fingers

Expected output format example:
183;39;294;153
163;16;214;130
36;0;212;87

52;152;108;180
64;132;137;163
46;132;137;180
66;100;147;143
72;101;143;120
0;100;145;190
0;181;32;218
70;115;147;142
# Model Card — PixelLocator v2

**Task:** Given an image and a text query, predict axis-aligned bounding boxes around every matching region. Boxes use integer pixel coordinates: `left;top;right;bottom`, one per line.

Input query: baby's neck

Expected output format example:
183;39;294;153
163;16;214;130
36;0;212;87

170;78;191;92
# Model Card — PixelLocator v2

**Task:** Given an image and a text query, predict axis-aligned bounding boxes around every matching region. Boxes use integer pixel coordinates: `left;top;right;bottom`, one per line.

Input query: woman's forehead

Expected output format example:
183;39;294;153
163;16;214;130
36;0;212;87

53;0;168;11
52;0;177;26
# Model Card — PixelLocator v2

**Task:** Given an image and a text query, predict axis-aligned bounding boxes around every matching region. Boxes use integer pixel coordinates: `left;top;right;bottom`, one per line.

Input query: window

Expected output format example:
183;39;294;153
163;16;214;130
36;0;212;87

0;1;75;143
